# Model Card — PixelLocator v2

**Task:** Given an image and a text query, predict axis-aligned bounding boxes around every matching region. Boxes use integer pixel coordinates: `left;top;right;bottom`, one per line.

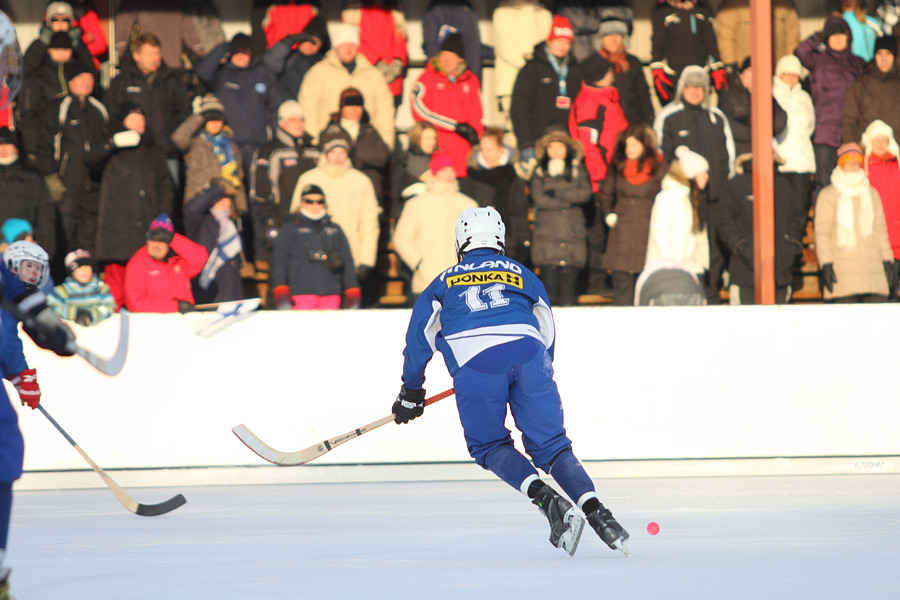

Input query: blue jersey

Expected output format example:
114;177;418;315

402;249;556;388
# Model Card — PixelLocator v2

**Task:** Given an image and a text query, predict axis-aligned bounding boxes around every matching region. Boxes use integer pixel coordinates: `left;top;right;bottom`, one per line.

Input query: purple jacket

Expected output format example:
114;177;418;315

795;19;865;147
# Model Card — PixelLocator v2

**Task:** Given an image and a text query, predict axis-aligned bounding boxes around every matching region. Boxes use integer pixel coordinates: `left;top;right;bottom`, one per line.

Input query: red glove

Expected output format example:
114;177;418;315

652;68;673;102
344;287;361;309
272;285;293;310
10;368;41;409
711;68;728;91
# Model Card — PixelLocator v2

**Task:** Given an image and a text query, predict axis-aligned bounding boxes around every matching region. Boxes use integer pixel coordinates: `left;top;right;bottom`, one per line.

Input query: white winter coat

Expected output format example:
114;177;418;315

772;75;816;174
492;1;552;100
645;174;710;275
392;179;478;294
291;155;382;269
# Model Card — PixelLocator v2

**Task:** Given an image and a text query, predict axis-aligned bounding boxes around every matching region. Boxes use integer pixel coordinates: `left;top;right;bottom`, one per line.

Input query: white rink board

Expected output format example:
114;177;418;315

12;304;900;472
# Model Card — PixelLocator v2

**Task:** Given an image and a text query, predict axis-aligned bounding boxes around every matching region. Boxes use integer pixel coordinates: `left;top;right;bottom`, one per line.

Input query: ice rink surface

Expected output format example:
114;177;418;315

7;473;900;599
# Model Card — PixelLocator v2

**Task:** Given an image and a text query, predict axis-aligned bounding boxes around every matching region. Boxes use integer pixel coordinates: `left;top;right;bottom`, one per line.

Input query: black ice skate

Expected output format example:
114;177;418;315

0;566;11;600
586;505;631;557
532;486;585;556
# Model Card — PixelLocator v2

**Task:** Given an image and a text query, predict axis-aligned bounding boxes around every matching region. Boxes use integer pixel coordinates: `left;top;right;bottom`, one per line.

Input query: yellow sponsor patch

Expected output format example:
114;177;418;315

446;271;524;289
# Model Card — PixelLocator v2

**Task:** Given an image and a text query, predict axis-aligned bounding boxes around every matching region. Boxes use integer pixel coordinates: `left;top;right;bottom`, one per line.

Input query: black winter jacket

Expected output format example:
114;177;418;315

510;43;585;150
718;158;807;288
250;127;321;257
717;74;788;157
657;101;735;201
0;160;57;258
611;54;655;127
95;136;174;263
104;62;193;158
270;212;359;296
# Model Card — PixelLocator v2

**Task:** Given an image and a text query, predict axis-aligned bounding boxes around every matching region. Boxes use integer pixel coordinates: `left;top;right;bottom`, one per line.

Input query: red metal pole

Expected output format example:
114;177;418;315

750;0;775;304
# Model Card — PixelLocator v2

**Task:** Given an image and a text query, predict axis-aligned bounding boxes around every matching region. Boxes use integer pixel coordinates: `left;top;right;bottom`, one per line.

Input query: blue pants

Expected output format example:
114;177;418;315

453;338;572;473
0;390;23;483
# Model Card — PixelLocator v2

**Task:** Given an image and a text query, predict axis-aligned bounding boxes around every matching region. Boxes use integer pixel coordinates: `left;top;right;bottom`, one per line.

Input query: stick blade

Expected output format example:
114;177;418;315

76;310;130;376
134;493;187;517
232;424;321;466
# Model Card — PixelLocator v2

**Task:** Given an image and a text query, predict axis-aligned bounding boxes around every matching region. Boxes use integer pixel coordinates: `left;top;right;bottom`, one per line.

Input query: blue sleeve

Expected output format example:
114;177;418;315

527;270;556;361
401;285;443;390
0;310;28;378
195;42;229;86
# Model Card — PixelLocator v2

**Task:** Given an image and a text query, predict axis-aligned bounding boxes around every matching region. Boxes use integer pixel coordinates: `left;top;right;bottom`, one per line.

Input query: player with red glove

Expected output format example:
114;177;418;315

8;369;40;409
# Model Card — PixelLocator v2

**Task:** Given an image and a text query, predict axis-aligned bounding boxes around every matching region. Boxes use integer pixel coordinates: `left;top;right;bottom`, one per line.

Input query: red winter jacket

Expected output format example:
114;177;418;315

76;10;108;70
354;8;408;97
568;82;628;192
867;153;900;259
410;60;483;178
124;233;209;313
263;3;316;48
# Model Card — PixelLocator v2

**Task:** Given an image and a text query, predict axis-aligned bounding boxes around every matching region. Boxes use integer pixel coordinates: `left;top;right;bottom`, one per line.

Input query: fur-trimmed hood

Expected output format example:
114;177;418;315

534;130;584;162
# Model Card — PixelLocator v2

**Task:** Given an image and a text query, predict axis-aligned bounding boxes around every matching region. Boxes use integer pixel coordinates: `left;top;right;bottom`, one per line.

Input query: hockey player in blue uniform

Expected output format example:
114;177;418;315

394;207;630;557
0;242;76;599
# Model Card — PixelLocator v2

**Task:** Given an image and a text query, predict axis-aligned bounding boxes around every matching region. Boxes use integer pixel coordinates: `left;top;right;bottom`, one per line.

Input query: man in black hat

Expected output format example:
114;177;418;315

32;61;132;255
842;36;900;145
0;128;57;265
17;31;94;171
196;33;282;195
410;28;484;178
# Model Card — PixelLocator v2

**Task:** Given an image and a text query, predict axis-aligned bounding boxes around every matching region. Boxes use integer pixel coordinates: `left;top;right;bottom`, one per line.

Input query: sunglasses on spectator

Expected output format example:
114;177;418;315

302;198;325;205
51;17;70;22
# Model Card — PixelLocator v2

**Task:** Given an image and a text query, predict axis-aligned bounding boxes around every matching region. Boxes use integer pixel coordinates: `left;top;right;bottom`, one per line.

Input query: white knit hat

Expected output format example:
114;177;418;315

861;119;900;175
330;23;360;47
46;1;74;21
278;100;305;123
675;146;709;180
775;54;803;77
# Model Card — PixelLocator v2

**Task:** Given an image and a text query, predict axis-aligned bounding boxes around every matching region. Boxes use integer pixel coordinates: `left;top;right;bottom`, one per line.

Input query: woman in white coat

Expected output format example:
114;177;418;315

392;151;477;297
645;146;711;278
772;54;816;225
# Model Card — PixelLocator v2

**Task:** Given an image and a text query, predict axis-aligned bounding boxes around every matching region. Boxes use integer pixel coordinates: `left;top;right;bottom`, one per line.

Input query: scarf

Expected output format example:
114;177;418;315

830;166;875;249
599;48;630;74
622;158;652;186
202;131;242;189
198;208;242;290
476;147;510;169
547;158;566;177
340;118;360;142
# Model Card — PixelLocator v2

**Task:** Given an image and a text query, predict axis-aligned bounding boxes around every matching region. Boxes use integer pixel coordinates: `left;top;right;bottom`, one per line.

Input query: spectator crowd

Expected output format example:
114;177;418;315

1;0;900;321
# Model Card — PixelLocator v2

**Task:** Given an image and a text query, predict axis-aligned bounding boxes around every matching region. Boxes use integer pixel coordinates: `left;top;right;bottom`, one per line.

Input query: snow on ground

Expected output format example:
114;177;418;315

6;474;900;599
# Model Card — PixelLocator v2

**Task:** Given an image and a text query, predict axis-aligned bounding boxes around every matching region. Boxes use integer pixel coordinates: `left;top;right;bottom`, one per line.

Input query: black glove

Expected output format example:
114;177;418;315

454;122;480;146
74;308;93;327
23;306;76;357
885;261;897;293
393;386;426;424
178;300;195;314
356;265;372;281
820;263;837;294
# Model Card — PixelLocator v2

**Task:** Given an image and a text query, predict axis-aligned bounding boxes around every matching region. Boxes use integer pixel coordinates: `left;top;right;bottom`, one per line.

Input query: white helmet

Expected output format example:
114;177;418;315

4;240;50;288
455;207;506;260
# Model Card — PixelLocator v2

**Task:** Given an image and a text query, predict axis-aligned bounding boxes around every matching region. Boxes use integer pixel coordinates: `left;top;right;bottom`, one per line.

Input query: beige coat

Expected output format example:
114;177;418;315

298;50;396;149
713;0;800;65
291;156;381;269
814;184;893;299
392;179;478;294
492;1;553;101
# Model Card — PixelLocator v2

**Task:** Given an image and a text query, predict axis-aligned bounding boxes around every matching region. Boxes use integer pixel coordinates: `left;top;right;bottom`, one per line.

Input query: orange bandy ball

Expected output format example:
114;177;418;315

647;522;660;535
